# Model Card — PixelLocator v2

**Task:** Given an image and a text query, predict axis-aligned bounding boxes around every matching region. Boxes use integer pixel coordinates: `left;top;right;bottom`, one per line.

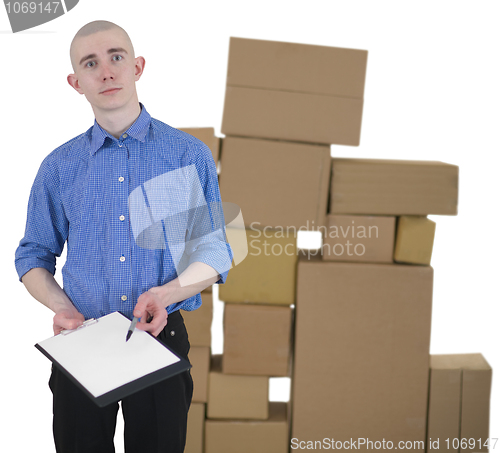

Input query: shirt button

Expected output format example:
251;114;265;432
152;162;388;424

120;256;126;262
121;295;127;301
119;215;125;221
118;176;124;182
122;133;128;139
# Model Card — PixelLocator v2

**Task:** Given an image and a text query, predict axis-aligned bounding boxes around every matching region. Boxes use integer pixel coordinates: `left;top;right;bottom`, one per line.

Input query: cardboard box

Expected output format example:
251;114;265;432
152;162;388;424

205;402;289;453
219;136;331;230
292;259;433;447
427;355;462;453
394;216;436;265
461;354;492;451
221;37;367;146
182;292;212;347
185;403;205;453
428;354;492;453
179;127;220;164
207;355;269;420
223;304;293;376
322;214;395;263
428;354;492;452
219;228;297;305
330;158;459;215
189;346;210;403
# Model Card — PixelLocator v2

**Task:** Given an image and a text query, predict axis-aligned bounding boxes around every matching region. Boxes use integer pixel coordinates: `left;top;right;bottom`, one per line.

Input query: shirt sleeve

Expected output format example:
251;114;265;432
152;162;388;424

185;141;233;284
15;154;69;281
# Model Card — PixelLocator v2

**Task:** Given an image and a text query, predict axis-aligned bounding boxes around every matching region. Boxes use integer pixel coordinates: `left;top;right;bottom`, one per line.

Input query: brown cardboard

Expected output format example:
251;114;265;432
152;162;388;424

219;136;331;230
427;355;462;453
427;354;492;453
223;304;293;376
226;37;367;97
205;402;289;453
222;87;364;146
221;37;367;146
182;292;212;347
330;158;459;215
179;127;220;164
394;216;436;265
292;260;433;448
460;354;491;452
219;228;297;305
322;214;395;263
185;403;205;453
207;355;269;420
189;346;210;403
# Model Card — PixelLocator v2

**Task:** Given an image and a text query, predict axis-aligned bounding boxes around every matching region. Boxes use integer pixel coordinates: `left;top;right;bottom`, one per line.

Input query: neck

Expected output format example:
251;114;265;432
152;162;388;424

92;99;141;139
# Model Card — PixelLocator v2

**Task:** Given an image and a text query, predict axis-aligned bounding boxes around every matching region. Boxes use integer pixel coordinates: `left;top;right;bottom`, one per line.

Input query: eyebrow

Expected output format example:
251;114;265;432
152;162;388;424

79;47;128;66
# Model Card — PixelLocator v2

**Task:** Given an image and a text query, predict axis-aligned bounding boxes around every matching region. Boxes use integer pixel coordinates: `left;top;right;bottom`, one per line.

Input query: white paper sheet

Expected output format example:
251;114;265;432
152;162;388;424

37;312;180;398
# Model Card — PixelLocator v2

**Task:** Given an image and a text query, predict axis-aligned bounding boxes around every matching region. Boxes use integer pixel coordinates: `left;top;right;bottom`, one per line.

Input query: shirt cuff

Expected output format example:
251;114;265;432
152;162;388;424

15;257;56;282
187;242;233;285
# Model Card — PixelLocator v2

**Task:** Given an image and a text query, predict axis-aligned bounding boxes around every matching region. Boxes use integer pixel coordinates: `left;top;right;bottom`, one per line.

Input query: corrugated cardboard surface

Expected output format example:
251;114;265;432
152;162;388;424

185;403;205;453
219;228;297;305
205;402;289;453
427;355;461;452
189;346;210;403
221;37;367;146
322;214;395;263
427;353;492;453
330;158;459;215
219;136;331;230
207;355;269;420
182;292;212;347
460;354;492;452
223;304;293;376
226;37;367;97
179;127;220;164
222;86;364;145
292;260;433;447
394;216;436;265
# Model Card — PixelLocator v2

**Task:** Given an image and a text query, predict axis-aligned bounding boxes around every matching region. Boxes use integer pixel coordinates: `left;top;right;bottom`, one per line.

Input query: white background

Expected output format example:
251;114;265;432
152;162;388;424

1;0;499;451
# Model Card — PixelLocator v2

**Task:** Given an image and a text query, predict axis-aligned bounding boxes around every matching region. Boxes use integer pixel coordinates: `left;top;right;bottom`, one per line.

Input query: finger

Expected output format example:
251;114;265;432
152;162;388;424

151;317;168;337
133;300;146;319
54;314;82;331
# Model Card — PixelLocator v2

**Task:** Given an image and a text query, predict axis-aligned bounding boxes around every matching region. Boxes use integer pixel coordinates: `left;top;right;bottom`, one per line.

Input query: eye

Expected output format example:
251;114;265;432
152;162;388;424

112;55;123;62
85;61;96;68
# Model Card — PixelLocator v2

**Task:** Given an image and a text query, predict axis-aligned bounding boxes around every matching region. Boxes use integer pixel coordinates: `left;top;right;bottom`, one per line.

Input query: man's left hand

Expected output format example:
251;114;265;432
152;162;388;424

133;287;168;337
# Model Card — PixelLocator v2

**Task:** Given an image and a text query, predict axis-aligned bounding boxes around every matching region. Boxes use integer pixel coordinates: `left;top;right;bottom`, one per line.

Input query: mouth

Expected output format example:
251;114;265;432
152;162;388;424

100;88;122;95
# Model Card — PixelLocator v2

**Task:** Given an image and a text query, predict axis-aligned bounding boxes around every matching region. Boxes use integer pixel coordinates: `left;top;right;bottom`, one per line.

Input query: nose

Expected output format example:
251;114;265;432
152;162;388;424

100;61;115;81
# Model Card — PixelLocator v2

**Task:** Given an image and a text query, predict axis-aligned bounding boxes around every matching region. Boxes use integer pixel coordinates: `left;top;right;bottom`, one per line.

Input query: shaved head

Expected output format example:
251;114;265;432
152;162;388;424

70;20;135;71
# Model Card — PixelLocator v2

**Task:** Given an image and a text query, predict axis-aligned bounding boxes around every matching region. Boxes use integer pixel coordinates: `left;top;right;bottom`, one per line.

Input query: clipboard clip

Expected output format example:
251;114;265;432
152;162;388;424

60;318;98;336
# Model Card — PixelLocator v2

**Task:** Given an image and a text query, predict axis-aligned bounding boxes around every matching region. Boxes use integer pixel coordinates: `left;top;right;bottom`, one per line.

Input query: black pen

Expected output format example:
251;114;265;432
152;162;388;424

126;316;139;342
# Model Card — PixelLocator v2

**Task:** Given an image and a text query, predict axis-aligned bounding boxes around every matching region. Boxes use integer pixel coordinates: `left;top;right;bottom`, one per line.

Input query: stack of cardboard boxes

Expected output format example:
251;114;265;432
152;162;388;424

180;37;492;452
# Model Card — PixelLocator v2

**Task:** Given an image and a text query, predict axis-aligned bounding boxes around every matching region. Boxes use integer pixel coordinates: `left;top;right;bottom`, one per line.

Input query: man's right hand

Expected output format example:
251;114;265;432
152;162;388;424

53;306;85;335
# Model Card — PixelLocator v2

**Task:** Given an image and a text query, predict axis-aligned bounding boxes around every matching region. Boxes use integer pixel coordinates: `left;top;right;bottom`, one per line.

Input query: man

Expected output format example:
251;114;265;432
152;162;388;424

15;20;232;453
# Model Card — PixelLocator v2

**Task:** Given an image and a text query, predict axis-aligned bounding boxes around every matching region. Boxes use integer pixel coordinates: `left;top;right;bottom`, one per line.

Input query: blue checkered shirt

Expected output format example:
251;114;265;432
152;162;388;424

15;104;232;320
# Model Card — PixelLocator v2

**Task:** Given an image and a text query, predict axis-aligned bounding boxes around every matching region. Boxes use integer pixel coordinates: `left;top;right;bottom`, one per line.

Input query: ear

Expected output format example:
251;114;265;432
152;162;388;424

134;56;146;81
67;73;84;94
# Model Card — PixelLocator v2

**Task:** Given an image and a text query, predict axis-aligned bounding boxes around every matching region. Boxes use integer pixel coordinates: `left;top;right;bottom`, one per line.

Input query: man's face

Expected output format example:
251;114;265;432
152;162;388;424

68;28;144;114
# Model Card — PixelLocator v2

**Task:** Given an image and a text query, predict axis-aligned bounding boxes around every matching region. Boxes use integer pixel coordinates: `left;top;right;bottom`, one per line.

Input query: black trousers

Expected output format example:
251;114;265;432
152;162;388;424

48;310;193;453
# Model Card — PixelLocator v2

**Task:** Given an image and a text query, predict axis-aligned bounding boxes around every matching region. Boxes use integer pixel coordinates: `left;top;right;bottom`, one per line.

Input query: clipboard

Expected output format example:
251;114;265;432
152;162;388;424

35;311;191;407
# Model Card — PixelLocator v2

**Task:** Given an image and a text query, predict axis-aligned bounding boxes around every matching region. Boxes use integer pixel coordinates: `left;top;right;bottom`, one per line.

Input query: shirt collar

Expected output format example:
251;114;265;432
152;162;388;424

89;103;151;156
